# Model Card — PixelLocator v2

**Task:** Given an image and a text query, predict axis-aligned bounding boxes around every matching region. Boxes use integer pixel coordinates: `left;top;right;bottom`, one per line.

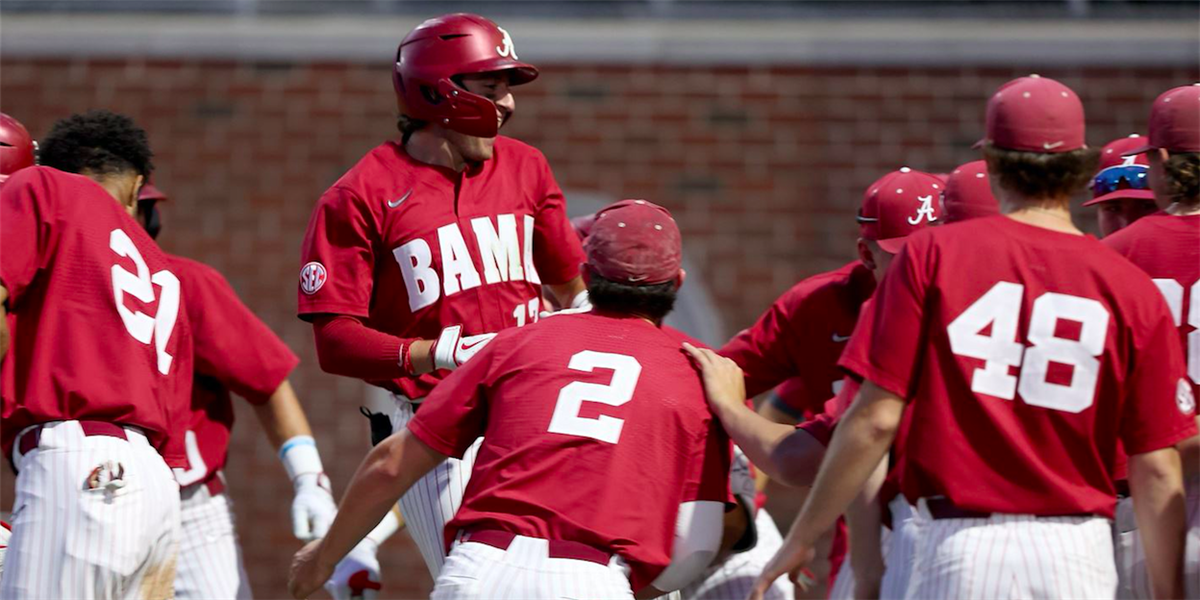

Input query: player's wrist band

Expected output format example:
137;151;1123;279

279;435;324;482
399;342;415;377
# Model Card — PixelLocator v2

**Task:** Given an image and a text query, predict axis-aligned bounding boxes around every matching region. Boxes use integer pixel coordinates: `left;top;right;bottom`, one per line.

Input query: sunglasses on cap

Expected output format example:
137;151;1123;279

1092;165;1148;196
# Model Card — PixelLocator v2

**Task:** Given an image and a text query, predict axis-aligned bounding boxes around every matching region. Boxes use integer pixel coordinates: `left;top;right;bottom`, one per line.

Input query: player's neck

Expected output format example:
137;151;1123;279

1164;201;1200;217
999;193;1082;235
405;129;469;173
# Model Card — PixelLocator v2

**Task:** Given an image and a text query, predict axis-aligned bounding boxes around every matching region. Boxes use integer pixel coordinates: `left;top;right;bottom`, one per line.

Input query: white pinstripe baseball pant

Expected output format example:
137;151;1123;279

1;421;180;600
431;534;635;600
390;395;483;578
907;499;1116;600
680;509;794;600
1115;475;1200;599
828;497;918;600
174;478;251;600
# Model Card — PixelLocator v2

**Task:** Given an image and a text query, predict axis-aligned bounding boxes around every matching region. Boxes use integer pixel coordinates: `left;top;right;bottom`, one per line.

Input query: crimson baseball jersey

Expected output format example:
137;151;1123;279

298;137;585;399
408;311;732;591
1104;213;1200;400
0;167;193;465
721;261;875;406
841;215;1197;517
168;255;299;488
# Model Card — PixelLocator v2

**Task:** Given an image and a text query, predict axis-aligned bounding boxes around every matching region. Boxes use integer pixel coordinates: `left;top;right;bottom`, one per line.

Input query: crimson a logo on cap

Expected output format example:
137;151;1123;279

300;261;327;295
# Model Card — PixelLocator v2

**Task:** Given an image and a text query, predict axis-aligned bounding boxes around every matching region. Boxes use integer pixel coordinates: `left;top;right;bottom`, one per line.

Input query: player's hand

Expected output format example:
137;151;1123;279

292;472;337;541
325;538;382;600
748;534;817;600
289;539;335;599
681;342;746;413
432;325;497;371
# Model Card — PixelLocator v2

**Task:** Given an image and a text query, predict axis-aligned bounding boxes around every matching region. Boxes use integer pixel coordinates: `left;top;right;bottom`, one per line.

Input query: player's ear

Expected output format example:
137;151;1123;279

856;238;876;271
674;269;687;291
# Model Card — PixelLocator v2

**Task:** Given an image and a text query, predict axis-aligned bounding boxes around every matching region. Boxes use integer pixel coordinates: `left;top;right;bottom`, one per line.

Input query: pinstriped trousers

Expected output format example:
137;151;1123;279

906;499;1116;600
174;483;251;600
390;395;483;579
431;535;635;600
829;497;918;600
0;421;180;600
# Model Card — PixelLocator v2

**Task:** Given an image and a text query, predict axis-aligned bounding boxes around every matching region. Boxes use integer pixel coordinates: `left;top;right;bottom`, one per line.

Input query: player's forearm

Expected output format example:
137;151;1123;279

312;315;435;379
789;381;903;549
1129;447;1187;600
846;458;887;600
709;399;797;483
251;380;313;449
315;430;446;571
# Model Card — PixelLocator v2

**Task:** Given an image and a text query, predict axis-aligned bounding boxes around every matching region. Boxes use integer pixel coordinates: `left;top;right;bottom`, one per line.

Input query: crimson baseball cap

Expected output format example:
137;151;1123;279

858;168;944;253
138;181;168;203
1083;135;1154;207
976;75;1085;153
584;199;683;285
569;213;596;242
942;161;1000;223
1124;84;1200;155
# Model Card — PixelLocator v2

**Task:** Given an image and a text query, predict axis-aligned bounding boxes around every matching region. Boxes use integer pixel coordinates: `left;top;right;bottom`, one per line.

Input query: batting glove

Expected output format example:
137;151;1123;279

432;325;496;371
280;435;338;541
325;538;382;600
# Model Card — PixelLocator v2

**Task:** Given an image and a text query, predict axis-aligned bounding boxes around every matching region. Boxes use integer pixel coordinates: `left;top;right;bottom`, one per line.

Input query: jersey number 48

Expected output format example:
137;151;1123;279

947;281;1109;413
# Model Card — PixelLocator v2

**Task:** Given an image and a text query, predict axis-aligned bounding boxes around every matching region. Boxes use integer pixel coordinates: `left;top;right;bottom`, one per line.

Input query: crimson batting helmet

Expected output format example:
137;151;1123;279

0;113;35;182
393;13;538;139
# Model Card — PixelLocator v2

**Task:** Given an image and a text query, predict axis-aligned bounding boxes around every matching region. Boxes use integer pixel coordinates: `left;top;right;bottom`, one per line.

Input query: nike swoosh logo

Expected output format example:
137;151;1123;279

1042;141;1065;150
387;189;413;209
460;338;488;351
832;333;852;343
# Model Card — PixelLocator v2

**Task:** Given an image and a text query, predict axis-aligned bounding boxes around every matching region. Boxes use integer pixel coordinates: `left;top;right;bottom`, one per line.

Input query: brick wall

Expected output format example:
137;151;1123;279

1;57;1191;598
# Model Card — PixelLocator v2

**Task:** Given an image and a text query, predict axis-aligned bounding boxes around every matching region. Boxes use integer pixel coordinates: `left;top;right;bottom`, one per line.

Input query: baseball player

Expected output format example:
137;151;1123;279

289;199;730;599
297;12;588;590
0;110;192;598
1103;84;1200;599
750;75;1197;600
719;167;943;596
566;211;793;600
939;160;1000;223
131;183;339;599
1084;135;1159;238
0;112;36;414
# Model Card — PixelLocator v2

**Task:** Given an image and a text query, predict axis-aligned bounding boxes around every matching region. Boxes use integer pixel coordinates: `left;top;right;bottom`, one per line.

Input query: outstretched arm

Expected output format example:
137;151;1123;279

1128;446;1187;600
289;430;446;599
751;380;905;599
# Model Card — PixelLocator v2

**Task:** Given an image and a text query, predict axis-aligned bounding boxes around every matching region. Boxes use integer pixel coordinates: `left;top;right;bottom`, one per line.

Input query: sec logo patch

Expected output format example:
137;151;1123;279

1177;379;1196;416
300;262;327;295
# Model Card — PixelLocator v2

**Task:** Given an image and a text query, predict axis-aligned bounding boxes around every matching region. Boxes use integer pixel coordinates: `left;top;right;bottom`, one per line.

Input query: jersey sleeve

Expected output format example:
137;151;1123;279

179;259;299;404
406;338;498;458
838;245;929;400
0;169;56;308
297;185;378;319
530;156;586;286
719;295;803;398
679;415;733;504
1120;306;1198;455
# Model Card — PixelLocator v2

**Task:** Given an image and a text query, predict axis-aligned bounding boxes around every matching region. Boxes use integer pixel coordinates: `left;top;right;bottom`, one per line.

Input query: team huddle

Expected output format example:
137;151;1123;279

0;11;1197;600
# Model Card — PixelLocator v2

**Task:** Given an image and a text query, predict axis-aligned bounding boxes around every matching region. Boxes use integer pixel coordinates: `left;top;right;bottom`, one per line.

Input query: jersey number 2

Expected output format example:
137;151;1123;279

947;281;1109;413
547;351;642;444
1153;279;1200;386
110;229;181;375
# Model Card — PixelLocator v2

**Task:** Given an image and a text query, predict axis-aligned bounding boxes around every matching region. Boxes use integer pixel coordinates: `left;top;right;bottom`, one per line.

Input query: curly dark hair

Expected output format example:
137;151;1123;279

38;110;154;178
982;145;1099;202
585;266;679;323
1162;152;1200;207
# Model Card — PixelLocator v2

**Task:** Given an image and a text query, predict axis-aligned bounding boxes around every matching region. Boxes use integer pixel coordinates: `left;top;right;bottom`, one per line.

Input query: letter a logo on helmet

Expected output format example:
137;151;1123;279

393;14;538;139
